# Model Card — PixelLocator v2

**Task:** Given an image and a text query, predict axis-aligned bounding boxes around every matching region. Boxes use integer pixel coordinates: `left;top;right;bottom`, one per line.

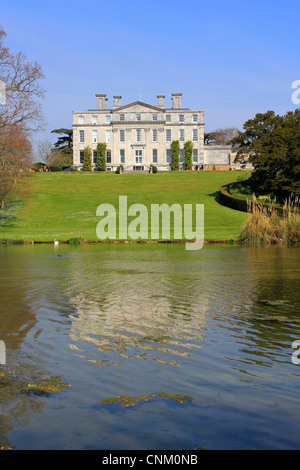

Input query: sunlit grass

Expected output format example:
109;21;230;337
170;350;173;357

0;171;251;242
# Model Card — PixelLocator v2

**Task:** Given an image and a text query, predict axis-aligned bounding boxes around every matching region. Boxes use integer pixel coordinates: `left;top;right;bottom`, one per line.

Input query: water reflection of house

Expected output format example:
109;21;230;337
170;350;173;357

66;250;209;366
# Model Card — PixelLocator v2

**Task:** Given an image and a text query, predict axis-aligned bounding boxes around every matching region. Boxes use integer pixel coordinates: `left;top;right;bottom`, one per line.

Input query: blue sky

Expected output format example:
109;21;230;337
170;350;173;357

1;0;300;151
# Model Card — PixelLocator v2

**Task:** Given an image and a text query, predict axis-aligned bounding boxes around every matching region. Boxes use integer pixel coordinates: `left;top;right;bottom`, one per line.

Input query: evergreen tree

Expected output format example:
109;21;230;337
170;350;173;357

83;146;92;171
97;143;107;171
184;141;193;170
51;128;73;154
231;109;300;199
170;140;180;171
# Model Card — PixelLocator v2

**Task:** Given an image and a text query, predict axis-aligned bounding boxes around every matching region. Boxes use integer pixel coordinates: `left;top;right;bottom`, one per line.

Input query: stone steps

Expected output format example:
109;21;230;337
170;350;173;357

123;170;149;174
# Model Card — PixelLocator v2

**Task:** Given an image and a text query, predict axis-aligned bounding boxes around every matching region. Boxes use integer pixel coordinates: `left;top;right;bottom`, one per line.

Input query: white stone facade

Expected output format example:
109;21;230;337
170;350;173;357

72;93;230;171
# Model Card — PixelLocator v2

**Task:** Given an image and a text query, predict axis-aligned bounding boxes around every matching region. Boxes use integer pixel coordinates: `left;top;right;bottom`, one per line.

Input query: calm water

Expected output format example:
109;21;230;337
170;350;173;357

0;243;299;450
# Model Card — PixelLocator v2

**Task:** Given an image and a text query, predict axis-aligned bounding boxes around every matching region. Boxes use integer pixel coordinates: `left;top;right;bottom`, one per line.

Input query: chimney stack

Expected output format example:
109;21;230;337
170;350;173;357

96;94;107;110
157;95;165;108
113;96;122;108
171;93;182;109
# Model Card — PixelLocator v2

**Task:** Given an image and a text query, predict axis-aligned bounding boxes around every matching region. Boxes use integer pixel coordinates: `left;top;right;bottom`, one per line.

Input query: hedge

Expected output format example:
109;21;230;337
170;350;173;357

219;184;249;212
219;184;285;216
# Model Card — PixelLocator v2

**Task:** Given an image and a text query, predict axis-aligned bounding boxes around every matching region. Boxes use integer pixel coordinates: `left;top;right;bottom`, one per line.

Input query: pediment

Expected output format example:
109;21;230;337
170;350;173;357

114;101;163;113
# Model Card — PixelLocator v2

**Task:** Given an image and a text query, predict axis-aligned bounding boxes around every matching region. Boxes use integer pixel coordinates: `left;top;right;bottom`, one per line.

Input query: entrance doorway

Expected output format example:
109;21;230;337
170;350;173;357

134;149;144;170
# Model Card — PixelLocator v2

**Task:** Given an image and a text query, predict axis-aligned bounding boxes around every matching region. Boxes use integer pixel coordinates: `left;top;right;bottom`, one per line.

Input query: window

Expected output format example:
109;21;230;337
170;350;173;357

180;149;184;163
92;130;98;143
136;114;141;121
179;129;185;142
120;149;125;164
152;129;158;142
120;129;125;142
105;115;111;124
92;115;98;124
80;151;84;164
166;149;171;163
153;149;158;164
79;115;84;124
166;114;171;122
93;150;97;164
79;130;84;143
136;129;142;142
106;130;111;143
166;129;171;142
120;114;125;121
152;114;158;121
106;150;111;164
179;114;185;123
193;114;198;123
193;129;198;142
193;149;198;163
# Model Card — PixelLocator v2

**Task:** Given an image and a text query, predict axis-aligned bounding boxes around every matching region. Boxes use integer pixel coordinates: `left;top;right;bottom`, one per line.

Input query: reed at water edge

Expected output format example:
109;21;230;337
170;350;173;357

239;195;300;245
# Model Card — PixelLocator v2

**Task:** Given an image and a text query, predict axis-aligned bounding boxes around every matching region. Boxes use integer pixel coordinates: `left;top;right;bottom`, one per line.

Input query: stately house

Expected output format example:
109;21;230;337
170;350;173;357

73;93;231;171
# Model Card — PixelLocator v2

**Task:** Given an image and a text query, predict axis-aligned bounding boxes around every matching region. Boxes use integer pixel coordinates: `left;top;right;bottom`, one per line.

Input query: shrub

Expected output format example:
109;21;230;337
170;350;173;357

97;143;107;171
83;146;92;171
170;140;180;171
68;237;83;245
149;164;158;173
184;141;193;170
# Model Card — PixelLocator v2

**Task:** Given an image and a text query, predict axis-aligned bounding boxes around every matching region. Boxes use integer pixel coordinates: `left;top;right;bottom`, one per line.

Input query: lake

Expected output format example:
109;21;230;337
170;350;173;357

0;243;299;450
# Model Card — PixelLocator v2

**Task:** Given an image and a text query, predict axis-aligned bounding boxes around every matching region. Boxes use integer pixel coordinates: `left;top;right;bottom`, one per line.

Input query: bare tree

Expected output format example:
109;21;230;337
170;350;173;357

37;139;53;164
0;26;45;132
47;149;72;168
206;127;239;145
0;125;33;207
8;126;33;183
0;155;14;208
0;27;44;210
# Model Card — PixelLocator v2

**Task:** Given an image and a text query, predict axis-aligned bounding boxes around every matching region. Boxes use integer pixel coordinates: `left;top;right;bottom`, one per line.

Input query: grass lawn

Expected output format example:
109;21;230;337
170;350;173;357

0;171;251;242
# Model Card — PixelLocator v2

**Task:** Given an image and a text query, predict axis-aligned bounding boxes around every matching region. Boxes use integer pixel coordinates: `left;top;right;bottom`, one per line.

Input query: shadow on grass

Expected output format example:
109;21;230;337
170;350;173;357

0;201;24;228
207;191;223;205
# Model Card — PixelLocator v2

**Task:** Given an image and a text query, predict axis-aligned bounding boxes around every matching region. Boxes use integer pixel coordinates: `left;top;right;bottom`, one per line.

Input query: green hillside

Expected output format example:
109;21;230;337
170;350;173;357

0;171;251;242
